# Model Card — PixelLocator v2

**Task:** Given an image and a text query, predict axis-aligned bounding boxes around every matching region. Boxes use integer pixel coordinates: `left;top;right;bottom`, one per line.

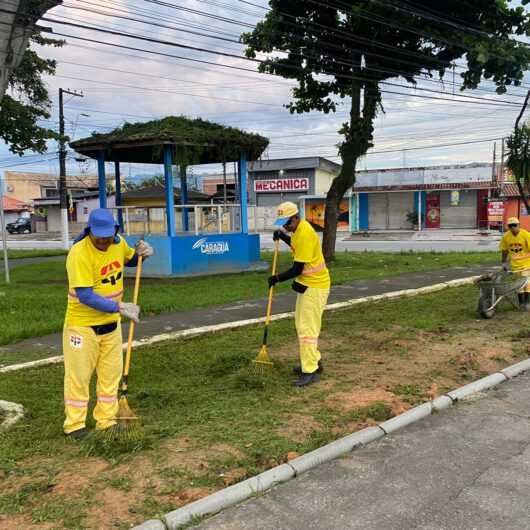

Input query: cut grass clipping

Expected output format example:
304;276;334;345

0;250;497;346
0;284;527;529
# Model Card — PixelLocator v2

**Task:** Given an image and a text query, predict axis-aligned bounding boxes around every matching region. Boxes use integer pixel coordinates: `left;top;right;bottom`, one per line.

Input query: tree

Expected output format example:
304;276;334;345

0;0;63;154
243;0;530;260
505;89;530;215
123;175;166;191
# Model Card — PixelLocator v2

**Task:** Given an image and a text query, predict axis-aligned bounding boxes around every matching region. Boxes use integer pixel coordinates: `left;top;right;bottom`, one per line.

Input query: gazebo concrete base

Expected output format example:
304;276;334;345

125;233;264;277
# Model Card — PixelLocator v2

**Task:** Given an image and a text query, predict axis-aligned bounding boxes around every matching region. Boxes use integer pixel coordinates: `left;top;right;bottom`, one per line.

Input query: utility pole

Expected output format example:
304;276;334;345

492;142;497;184
0;172;9;284
500;138;505;189
222;161;227;208
59;88;83;250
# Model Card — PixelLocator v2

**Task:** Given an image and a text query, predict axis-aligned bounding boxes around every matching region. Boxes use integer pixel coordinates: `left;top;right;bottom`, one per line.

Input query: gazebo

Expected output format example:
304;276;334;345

70;116;269;277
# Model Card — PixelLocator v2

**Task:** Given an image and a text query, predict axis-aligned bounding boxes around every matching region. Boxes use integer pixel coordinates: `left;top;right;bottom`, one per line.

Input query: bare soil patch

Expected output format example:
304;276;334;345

1;291;528;529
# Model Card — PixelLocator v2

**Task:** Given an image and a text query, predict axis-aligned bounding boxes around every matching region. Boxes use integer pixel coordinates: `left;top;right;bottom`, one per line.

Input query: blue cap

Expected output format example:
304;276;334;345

87;208;118;238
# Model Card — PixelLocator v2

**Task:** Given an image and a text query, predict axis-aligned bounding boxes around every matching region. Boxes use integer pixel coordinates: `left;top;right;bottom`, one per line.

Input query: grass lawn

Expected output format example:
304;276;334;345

0;285;526;529
5;249;67;259
0;251;497;346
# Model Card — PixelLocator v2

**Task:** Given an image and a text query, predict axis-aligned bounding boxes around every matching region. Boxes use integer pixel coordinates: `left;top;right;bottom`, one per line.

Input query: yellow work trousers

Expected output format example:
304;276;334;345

294;287;330;374
63;324;123;434
516;269;530;293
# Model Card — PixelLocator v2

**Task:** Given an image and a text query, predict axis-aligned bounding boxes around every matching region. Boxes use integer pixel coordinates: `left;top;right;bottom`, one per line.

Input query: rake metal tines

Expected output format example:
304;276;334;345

250;344;274;375
104;395;142;442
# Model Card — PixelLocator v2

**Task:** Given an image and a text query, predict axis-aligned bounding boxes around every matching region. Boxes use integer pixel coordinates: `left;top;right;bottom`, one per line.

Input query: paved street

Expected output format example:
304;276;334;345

5;234;500;253
197;372;530;530
260;237;500;253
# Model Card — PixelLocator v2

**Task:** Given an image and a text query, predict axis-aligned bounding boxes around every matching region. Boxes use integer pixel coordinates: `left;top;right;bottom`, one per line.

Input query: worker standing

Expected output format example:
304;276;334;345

268;202;331;387
63;209;154;439
500;217;530;311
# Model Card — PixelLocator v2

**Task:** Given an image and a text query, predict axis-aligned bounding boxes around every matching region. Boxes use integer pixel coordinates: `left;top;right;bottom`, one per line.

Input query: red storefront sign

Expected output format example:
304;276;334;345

254;178;309;193
487;201;504;222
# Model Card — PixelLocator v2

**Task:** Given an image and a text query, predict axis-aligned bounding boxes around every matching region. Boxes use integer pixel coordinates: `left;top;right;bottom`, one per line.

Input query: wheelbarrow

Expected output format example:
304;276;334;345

475;270;530;319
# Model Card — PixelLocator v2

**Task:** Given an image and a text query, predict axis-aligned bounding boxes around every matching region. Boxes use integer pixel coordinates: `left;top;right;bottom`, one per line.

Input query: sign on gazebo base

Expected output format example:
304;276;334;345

125;233;262;277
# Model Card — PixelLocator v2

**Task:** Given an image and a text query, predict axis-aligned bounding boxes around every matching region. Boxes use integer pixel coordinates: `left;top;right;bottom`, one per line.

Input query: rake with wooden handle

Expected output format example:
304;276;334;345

251;239;279;374
106;255;143;441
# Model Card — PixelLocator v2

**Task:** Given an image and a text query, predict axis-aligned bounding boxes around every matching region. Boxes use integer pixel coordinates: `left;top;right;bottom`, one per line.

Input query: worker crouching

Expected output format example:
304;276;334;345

268;202;331;387
63;209;154;439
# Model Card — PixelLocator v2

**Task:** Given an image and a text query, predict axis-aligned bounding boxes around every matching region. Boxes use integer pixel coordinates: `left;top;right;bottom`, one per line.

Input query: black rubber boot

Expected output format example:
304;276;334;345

293;372;320;387
524;293;530;311
519;293;526;311
293;360;323;375
65;427;90;440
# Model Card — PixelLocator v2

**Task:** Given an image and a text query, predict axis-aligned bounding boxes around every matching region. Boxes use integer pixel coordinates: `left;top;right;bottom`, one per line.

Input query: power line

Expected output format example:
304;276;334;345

42;28;524;109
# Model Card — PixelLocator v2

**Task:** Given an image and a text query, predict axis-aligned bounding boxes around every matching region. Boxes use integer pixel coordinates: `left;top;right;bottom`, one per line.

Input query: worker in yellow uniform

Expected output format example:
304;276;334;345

268;201;331;387
500;217;530;311
63;208;154;439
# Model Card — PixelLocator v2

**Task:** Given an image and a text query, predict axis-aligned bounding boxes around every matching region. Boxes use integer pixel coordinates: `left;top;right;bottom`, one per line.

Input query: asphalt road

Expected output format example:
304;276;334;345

197;372;530;530
5;236;499;253
260;237;500;252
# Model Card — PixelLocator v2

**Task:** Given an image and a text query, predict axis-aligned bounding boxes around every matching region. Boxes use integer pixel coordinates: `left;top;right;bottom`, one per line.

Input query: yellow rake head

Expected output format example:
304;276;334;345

104;395;142;442
250;344;274;374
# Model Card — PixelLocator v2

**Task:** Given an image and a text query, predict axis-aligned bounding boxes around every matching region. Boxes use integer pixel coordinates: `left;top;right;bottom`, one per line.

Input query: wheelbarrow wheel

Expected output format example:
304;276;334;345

478;296;495;319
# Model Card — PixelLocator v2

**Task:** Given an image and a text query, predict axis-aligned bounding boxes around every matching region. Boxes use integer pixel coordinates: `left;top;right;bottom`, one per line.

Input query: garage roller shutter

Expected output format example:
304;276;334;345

368;193;388;229
440;190;477;228
388;192;414;229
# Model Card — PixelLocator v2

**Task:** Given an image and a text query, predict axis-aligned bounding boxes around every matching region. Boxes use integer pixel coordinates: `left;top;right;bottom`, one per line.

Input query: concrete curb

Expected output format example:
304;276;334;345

501;358;530;379
0;355;63;374
379;403;433;434
0;275;479;375
287;426;385;475
133;357;530;530
446;372;507;401
133;521;166;530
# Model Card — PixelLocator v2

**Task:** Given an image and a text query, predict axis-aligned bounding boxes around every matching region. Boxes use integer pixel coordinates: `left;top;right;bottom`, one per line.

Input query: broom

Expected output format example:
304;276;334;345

251;239;279;374
106;255;143;441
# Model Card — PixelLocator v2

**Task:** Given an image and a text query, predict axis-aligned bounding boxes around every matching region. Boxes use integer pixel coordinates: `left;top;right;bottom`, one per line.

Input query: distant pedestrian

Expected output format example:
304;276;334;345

268;201;331;387
500;217;530;311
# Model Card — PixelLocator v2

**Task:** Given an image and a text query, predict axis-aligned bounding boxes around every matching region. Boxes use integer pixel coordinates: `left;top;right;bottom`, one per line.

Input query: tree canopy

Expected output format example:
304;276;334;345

0;31;63;155
244;0;530;259
0;0;63;155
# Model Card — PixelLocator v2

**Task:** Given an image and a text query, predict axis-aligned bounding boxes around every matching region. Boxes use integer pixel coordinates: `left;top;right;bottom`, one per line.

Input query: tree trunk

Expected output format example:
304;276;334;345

322;79;379;262
514;90;530;215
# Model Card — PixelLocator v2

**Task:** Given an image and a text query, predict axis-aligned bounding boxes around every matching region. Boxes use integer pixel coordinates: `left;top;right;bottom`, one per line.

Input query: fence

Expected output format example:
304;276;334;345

110;204;241;236
109;204;279;235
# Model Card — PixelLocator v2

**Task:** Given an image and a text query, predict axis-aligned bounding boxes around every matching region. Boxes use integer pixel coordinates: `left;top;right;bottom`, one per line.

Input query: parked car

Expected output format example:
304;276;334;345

6;217;32;234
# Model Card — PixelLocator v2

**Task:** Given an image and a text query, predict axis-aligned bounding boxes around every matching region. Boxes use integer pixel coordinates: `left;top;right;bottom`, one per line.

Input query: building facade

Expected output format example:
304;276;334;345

1;196;30;224
248;157;341;208
353;163;494;230
3;170;98;205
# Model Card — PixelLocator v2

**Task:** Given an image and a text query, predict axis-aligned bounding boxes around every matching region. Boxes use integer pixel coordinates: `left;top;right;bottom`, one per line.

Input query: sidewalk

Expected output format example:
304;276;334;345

345;229;502;242
0;263;497;362
196;371;530;530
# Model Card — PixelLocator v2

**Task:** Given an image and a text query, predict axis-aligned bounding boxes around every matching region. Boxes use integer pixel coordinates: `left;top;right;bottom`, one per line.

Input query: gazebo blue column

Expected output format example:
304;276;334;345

163;145;176;237
97;151;107;208
179;165;189;232
239;151;248;234
114;161;124;232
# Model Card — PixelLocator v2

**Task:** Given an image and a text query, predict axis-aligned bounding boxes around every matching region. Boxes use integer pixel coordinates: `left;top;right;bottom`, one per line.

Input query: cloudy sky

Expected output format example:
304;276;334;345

1;0;528;181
